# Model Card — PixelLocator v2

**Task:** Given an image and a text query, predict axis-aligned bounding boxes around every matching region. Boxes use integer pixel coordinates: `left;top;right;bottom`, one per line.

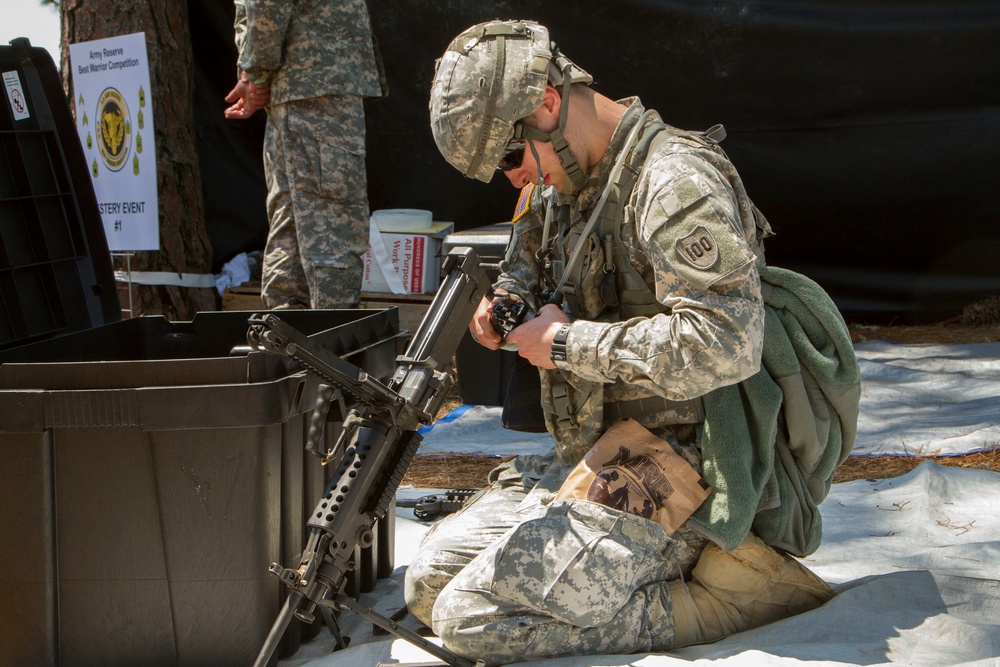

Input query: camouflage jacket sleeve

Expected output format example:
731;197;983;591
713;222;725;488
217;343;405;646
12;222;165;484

233;0;292;88
555;146;766;402
234;1;247;65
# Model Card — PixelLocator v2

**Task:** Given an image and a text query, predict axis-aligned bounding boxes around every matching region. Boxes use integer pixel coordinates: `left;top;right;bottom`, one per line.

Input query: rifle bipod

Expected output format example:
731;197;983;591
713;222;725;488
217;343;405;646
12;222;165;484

252;586;484;667
248;247;494;667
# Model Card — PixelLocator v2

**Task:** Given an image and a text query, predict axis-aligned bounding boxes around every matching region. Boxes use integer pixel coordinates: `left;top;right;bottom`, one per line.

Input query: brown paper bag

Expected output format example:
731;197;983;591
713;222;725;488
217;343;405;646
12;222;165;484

554;418;712;536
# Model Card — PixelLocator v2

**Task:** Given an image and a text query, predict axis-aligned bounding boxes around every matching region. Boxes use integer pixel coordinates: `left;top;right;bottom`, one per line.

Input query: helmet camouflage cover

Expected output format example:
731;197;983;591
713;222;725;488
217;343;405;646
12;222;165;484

430;20;592;183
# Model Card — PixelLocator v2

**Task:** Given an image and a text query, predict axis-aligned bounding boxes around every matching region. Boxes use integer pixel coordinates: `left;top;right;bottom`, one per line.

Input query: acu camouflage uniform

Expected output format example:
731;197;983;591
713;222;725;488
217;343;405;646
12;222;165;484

234;0;385;308
406;97;776;663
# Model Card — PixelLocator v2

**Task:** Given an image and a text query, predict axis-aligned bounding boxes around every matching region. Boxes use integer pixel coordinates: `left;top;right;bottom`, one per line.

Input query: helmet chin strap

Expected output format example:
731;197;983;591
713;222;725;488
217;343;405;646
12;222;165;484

528;139;545;188
520;63;588;193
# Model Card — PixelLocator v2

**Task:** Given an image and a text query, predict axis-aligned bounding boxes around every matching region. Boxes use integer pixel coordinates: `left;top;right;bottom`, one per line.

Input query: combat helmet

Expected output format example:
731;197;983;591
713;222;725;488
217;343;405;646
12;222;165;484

430;20;593;189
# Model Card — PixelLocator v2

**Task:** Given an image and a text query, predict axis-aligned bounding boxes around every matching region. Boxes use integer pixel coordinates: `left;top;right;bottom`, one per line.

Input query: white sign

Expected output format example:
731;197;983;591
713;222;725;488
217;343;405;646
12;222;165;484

69;32;159;251
2;70;31;121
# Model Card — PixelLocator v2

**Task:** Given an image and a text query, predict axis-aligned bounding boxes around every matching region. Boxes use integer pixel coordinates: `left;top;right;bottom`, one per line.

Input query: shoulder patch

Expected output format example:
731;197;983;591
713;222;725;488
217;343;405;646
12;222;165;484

675;225;719;270
512;183;534;222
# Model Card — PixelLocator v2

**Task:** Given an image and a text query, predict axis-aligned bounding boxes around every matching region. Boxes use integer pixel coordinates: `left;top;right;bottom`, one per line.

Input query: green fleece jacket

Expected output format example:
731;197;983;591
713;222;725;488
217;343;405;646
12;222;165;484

690;265;861;556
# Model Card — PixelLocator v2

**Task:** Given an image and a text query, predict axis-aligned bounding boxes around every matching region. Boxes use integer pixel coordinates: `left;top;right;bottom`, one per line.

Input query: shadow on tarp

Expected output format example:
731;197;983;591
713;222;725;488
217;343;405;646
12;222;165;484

673;570;979;665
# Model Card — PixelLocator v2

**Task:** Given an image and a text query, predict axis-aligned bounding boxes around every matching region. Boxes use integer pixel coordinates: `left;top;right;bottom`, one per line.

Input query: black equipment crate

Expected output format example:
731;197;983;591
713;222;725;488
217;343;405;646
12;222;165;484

442;223;517;406
0;308;404;667
0;38;120;350
0;40;404;666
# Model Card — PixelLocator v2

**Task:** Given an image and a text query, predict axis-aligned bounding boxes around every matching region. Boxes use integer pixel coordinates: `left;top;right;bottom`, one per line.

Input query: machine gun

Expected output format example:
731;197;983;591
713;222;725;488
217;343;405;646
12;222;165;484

246;247;491;667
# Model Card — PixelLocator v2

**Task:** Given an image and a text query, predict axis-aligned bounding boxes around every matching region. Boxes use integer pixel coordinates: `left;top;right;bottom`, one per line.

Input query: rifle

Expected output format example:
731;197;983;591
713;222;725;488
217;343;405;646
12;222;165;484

246;247;491;667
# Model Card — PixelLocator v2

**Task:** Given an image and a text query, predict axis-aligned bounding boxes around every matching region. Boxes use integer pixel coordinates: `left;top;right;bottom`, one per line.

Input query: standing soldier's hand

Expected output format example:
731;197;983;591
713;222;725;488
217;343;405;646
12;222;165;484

224;72;270;119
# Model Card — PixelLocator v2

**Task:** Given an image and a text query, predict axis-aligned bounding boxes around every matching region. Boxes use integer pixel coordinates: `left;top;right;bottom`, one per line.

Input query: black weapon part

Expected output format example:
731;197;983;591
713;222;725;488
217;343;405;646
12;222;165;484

489;296;532;339
248;247;492;667
397;488;480;521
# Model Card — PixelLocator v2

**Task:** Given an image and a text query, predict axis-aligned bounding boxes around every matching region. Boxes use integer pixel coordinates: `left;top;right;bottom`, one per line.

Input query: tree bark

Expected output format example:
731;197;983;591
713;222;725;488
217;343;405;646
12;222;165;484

61;0;217;319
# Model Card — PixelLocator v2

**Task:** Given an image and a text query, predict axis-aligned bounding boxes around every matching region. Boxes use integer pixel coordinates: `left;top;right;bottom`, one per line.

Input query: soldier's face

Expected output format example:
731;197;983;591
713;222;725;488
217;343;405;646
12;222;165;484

500;138;570;193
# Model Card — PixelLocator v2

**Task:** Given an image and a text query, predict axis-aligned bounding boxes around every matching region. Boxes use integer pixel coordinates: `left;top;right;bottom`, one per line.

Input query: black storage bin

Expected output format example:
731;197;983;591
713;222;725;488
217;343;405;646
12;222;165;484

0;40;404;666
441;223;517;406
0;307;403;667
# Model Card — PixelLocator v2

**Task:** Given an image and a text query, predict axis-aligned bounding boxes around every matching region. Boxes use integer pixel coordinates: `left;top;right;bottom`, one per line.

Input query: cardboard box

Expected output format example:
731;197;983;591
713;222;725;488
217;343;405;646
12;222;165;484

362;221;454;294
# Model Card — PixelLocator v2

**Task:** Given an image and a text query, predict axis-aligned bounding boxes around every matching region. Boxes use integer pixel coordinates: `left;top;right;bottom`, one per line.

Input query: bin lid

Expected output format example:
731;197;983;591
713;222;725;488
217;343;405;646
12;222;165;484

0;38;120;352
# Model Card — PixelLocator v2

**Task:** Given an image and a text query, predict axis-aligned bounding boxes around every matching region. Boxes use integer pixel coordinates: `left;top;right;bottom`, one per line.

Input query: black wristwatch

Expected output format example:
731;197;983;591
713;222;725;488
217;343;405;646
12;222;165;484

550;323;571;363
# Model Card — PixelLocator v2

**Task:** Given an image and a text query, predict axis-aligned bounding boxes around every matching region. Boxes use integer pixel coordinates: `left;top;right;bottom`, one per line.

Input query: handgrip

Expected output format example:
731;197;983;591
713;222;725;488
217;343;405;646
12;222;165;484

305;383;335;458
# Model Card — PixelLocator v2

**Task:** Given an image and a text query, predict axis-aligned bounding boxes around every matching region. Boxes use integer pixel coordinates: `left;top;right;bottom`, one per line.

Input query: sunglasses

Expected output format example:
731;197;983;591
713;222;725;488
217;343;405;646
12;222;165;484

497;123;528;171
497;142;525;171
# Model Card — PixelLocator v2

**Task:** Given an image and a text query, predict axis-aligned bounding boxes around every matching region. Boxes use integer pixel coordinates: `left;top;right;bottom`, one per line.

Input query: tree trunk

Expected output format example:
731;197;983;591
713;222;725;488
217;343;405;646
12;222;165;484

60;0;217;320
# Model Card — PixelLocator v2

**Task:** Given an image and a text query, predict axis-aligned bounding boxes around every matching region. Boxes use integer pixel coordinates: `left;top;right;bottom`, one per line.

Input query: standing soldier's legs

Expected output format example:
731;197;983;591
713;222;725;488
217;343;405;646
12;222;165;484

262;104;310;309
286;95;369;309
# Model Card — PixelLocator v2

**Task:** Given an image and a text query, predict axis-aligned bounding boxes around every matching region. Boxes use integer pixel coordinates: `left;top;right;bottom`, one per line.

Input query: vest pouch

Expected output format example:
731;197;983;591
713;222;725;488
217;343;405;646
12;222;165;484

599;269;620;311
502;355;547;433
564;231;615;320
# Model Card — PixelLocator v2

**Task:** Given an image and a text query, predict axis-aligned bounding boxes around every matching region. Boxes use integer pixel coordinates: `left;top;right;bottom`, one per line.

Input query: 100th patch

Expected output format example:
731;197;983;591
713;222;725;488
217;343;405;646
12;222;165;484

675;225;719;269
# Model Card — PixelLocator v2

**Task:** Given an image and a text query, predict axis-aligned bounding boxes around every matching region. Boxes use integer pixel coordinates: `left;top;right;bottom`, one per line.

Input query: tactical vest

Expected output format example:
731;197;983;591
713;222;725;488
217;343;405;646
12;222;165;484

544;117;731;321
527;116;748;439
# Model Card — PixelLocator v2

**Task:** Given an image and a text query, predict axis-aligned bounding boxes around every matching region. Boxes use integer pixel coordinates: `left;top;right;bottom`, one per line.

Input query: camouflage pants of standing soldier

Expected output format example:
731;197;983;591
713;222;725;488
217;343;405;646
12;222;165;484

262;95;369;309
404;428;709;665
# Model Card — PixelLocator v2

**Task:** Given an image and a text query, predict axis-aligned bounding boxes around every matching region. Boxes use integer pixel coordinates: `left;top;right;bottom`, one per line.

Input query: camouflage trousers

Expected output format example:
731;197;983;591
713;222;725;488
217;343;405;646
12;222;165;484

262;95;369;309
404;446;709;665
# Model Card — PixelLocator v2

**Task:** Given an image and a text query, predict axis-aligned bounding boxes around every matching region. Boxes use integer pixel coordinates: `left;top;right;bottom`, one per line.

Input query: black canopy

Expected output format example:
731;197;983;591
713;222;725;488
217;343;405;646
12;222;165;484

191;0;1000;322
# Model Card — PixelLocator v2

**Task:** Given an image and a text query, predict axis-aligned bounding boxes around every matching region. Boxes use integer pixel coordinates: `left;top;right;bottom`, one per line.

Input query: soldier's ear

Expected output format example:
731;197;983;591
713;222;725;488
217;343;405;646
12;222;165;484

521;85;561;133
538;84;561;121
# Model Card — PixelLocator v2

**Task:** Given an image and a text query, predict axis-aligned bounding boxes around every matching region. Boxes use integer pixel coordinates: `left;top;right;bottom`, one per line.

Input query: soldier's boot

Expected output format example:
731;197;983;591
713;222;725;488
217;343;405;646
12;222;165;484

668;532;836;648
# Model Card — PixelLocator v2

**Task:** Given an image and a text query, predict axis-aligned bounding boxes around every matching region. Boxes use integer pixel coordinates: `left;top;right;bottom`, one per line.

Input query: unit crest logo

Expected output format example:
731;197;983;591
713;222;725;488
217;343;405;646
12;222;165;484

96;87;131;173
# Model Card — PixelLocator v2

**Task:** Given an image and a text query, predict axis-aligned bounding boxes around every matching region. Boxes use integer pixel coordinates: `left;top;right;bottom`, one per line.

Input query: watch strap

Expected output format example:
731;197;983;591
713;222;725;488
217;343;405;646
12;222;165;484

550;323;571;363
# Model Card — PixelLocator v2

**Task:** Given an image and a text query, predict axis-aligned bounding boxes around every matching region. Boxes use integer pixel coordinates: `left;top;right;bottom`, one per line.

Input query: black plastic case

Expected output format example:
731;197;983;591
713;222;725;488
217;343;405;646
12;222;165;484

0;38;120;351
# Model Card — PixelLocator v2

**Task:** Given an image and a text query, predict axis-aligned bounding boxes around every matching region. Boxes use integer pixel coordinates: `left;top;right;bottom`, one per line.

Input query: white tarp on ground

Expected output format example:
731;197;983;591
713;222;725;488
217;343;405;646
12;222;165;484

280;461;1000;667
418;342;1000;459
851;341;1000;457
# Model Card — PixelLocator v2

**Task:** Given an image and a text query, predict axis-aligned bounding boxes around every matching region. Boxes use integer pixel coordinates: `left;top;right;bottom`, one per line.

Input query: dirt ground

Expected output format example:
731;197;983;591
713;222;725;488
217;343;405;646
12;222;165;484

402;320;1000;490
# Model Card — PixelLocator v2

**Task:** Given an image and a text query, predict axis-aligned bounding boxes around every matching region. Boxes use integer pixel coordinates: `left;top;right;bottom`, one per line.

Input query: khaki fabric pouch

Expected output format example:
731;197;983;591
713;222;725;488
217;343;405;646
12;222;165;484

554;418;711;536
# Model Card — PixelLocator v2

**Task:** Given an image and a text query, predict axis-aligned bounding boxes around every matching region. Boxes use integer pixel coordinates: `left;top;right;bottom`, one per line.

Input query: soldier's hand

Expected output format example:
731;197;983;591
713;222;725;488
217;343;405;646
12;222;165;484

470;295;504;350
506;304;569;369
224;75;270;119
